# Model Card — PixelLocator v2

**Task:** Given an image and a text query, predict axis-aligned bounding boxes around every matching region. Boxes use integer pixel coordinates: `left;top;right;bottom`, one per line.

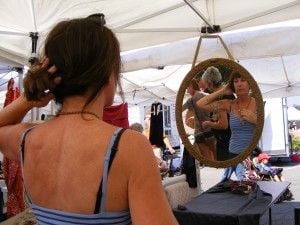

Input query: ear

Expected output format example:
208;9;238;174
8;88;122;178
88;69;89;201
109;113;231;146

109;73;117;84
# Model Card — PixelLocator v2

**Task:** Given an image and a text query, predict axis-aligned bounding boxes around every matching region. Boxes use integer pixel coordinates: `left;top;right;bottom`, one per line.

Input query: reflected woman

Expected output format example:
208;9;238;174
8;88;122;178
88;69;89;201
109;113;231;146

197;71;257;180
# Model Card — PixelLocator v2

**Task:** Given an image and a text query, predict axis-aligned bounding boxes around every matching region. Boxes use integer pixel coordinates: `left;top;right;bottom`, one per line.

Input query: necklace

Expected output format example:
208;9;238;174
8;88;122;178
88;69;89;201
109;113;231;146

237;97;252;113
236;97;252;124
56;111;100;119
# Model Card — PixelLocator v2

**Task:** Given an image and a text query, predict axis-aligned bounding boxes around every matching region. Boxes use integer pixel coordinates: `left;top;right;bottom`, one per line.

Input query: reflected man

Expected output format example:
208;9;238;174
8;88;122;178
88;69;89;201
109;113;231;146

182;74;216;161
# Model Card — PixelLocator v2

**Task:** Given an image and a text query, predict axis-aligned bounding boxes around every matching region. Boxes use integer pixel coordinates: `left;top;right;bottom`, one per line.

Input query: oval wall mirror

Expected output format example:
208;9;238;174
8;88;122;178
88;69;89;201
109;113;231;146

176;58;264;168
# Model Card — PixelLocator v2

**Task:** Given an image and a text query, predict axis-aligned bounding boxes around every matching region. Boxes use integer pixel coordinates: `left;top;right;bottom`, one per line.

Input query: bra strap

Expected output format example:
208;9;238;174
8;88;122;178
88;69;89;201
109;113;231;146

20;126;36;204
94;128;126;213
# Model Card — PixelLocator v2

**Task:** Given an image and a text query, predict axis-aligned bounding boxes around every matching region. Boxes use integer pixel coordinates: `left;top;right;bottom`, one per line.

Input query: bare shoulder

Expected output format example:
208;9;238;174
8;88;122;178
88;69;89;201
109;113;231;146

0;122;36;160
118;129;157;170
120;129;153;155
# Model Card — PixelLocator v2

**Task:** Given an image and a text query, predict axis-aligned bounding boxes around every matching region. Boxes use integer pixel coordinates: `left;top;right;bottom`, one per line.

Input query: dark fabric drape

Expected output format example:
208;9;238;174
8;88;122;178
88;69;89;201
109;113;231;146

149;102;165;149
181;148;197;188
103;103;129;128
2;78;25;218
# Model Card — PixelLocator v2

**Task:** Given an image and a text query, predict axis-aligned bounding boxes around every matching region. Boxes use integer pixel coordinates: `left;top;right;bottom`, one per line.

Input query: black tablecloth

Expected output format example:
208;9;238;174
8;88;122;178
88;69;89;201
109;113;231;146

173;181;290;225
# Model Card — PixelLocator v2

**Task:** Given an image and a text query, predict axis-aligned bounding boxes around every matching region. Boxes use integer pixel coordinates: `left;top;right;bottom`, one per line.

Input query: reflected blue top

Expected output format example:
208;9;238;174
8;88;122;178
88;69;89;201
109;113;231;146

229;112;255;154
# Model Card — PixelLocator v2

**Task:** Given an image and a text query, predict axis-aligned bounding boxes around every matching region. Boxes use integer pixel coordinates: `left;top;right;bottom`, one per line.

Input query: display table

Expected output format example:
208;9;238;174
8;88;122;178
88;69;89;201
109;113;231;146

173;181;290;225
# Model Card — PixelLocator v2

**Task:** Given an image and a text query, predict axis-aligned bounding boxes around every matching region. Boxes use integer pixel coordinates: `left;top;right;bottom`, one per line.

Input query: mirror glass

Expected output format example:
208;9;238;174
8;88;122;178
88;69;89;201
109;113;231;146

176;58;264;168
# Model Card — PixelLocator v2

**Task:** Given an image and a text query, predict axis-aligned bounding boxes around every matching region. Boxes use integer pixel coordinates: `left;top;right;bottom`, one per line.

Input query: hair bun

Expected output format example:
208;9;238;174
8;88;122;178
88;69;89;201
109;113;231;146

23;64;56;101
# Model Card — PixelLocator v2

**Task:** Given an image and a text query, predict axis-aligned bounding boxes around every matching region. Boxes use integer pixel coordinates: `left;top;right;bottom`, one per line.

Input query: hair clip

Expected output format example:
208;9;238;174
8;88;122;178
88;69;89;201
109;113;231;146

87;13;106;27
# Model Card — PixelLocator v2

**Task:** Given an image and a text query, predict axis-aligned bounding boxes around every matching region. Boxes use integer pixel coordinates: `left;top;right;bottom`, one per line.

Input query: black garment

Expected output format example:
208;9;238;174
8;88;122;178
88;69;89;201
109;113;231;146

211;94;235;161
149;102;165;149
181;148;197;188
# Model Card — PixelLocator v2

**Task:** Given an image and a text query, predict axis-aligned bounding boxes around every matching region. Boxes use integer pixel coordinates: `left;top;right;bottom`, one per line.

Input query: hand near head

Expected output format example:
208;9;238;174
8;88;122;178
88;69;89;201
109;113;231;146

222;84;233;95
23;57;61;104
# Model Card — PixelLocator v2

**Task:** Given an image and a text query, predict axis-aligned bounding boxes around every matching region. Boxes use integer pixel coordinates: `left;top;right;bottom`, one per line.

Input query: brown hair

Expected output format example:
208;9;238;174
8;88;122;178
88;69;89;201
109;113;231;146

189;79;200;91
228;71;242;93
24;15;123;108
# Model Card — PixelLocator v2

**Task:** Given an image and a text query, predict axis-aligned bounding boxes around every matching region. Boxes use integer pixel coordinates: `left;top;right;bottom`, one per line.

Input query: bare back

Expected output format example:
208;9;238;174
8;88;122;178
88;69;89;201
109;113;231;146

23;117;136;213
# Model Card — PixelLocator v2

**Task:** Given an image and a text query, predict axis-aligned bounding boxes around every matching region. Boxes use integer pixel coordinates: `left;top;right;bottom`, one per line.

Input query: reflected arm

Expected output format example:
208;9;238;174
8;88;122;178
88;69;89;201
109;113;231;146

202;109;228;130
197;87;230;112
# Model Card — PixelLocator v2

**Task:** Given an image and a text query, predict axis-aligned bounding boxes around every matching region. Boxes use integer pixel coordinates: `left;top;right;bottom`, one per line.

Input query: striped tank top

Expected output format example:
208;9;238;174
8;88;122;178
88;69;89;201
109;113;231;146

229;112;255;155
20;127;132;225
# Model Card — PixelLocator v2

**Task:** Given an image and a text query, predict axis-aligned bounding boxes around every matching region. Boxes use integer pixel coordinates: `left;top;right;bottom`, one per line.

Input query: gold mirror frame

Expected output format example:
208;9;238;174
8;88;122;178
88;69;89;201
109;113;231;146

176;58;264;168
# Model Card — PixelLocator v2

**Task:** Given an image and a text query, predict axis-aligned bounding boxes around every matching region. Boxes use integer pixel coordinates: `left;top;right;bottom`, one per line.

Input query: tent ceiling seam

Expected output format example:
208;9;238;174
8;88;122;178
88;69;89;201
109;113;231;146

262;81;300;95
0;30;27;36
115;0;198;29
55;1;100;19
122;76;170;99
211;0;215;24
30;0;38;32
161;83;176;94
281;56;292;86
184;0;213;28
139;65;183;84
0;74;18;87
114;27;200;33
121;76;162;99
222;1;300;30
230;53;300;61
259;82;291;86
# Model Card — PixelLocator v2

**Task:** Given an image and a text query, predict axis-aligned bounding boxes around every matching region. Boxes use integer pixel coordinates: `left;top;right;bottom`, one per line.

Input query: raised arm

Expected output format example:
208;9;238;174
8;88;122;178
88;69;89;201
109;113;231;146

0;95;34;127
0;94;52;160
197;86;231;113
0;58;58;160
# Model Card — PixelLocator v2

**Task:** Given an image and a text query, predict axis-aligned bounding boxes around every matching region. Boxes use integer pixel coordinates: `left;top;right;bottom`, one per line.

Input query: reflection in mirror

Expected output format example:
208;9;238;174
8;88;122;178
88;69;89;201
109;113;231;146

176;58;264;168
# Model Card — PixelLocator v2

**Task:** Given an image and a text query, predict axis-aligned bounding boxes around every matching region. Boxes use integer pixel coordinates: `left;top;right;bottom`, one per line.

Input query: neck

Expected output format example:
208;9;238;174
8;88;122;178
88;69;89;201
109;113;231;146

59;95;105;119
237;94;250;101
236;95;251;110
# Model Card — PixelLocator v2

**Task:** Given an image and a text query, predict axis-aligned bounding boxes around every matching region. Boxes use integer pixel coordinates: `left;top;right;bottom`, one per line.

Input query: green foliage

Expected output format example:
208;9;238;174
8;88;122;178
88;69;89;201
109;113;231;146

293;139;300;152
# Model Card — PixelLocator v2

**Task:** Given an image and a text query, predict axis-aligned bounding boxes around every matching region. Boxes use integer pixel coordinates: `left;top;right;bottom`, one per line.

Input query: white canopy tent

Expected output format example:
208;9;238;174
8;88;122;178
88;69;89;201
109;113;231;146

288;107;300;121
0;0;300;105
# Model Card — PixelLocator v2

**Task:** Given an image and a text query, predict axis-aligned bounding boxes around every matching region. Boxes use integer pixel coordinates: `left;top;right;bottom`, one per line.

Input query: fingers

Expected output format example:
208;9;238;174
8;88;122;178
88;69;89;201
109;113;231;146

47;65;57;74
40;57;57;74
41;57;49;68
40;57;61;84
53;76;62;85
